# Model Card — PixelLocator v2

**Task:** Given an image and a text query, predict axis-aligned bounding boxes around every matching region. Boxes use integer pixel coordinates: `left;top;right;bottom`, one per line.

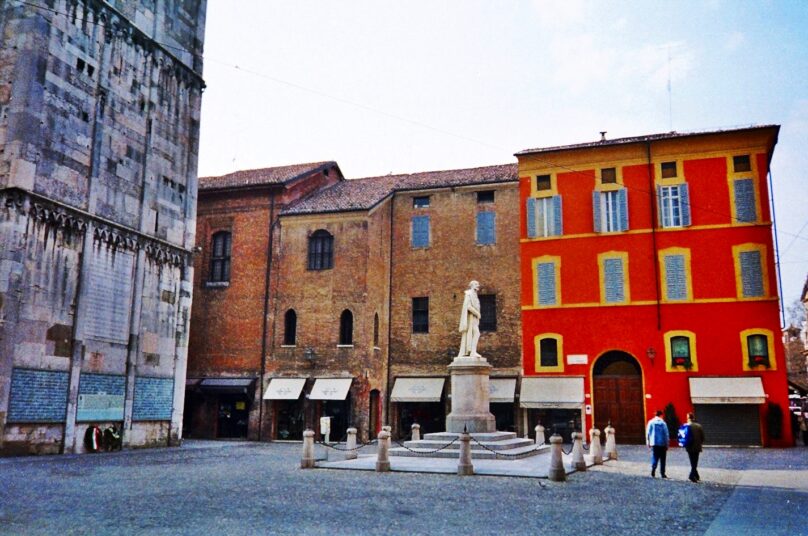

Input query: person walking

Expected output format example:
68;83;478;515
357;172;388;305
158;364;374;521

646;410;669;478
684;412;705;482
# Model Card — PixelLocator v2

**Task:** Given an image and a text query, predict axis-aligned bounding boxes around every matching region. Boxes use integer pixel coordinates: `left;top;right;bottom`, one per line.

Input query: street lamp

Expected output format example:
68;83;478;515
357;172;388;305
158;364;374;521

646;346;656;366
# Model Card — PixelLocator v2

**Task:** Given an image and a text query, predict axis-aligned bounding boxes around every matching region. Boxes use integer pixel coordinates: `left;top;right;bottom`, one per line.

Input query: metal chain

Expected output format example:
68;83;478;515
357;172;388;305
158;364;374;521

317;438;378;452
469;436;546;459
391;436;459;454
560;444;574;455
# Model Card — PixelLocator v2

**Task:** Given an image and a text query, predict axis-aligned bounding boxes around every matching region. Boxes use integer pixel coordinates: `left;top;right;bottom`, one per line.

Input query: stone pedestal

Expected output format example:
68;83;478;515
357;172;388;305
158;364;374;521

445;356;496;433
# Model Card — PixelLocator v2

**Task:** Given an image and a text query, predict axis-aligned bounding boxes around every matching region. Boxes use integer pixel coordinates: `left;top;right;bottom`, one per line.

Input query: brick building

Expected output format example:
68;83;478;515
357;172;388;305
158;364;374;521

0;0;206;454
517;126;793;446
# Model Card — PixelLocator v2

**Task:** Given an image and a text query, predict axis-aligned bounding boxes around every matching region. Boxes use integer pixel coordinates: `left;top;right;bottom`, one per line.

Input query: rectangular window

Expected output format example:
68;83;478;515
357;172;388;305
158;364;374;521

536;262;557;306
593;189;628;232
539;338;558;368
412;297;429;333
477;190;495;203
535;174;552;191
661;161;677;178
479;294;496;332
739;250;764;297
670;336;691;368
658;184;691;228
733;155;751;172
733;178;757;223
663;254;688;301
413;196;430;208
526;196;563;238
747;334;769;367
476;212;496;245
411;215;430;248
602;257;625;303
601;167;617;184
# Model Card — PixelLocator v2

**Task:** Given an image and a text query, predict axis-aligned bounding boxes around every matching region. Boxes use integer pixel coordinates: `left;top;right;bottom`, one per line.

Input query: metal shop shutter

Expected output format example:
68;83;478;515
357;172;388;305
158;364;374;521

694;404;761;446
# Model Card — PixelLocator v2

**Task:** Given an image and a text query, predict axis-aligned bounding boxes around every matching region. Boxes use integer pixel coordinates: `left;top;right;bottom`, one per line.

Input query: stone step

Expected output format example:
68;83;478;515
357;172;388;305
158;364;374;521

389;443;549;459
421;431;518;442
403;437;535;451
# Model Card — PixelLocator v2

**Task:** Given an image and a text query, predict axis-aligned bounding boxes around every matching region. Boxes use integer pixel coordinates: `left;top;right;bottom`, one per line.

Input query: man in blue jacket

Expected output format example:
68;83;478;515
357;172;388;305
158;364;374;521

646;410;669;478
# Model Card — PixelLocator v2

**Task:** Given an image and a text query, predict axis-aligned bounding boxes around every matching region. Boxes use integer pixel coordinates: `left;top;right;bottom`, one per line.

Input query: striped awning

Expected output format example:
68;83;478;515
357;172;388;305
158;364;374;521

309;378;353;401
391;377;445;402
263;378;306;400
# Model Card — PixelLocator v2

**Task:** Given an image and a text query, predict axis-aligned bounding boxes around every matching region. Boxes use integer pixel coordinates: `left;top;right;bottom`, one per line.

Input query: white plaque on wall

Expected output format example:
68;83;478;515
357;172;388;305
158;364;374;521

567;354;588;365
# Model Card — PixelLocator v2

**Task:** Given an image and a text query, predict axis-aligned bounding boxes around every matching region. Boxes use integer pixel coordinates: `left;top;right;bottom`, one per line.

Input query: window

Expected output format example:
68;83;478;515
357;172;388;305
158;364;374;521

663;331;698;371
732;244;767;299
339;309;353;345
535;174;552;191
599;252;629;304
526;196;562;238
659;248;692;302
477;190;495;203
412;297;429;333
661;161;678;179
283;309;297;346
728;155;758;224
601;167;617;184
593;189;628;232
413;196;430;208
479;294;496;332
657;184;691;228
476;212;496;245
373;313;379;346
534;334;563;372
307;230;333;270
733;155;751;172
209;231;231;282
411;216;430;248
741;329;774;370
533;257;560;307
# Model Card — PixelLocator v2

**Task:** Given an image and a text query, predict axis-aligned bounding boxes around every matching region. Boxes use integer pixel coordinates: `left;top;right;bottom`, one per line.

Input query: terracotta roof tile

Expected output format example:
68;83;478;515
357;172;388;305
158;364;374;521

199;161;338;191
283;163;517;215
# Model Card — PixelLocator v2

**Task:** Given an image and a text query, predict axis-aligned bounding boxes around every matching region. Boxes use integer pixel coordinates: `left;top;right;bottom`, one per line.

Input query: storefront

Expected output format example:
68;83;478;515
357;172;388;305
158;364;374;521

183;378;256;439
520;377;585;443
263;378;307;440
309;378;353;441
489;378;517;433
689;377;765;446
391;377;446;438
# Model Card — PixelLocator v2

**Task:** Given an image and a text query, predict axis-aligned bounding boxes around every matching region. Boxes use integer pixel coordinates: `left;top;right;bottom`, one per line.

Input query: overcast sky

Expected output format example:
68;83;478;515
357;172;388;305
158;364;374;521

197;0;808;309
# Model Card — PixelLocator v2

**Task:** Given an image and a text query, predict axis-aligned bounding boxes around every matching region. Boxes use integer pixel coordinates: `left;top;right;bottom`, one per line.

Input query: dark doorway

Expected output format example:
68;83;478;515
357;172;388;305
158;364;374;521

695;404;762;446
491;403;516;433
528;408;582;443
217;395;250;438
398;402;445;437
315;394;352;442
593;351;645;444
274;399;305;440
369;389;380;439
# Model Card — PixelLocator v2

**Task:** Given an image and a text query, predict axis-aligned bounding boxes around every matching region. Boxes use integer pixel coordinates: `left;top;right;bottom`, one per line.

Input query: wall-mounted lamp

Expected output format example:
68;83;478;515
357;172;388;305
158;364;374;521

646;347;656;365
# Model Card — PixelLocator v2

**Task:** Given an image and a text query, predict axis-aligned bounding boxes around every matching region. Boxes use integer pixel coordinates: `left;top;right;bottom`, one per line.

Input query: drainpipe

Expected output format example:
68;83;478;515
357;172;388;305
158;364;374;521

646;142;662;331
383;196;395;430
258;192;276;441
768;170;785;327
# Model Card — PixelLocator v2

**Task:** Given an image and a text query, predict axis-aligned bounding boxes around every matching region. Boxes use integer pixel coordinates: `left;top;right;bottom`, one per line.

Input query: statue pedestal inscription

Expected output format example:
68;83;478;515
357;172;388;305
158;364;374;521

445;356;496;433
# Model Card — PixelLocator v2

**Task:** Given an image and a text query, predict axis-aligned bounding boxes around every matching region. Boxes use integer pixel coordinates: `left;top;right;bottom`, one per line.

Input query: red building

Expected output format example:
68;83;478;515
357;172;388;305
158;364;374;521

517;126;793;446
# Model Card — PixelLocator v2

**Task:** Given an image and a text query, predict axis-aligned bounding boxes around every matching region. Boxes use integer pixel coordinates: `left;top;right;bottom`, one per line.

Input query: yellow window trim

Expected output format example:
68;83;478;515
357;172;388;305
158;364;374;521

594;166;624;192
658;247;693;302
521;296;778;311
531;173;559;198
732;243;769;299
663;330;699;372
519;222;773;243
531;255;561;307
597;251;630;304
654;159;686;185
740;328;776;371
534;333;564;373
726;154;763;226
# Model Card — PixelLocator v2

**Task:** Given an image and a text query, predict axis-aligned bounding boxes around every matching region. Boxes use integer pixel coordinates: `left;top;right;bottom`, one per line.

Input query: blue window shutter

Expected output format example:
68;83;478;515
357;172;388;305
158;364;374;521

680;183;691;226
476;212;495;244
664;255;687;300
734;179;756;223
592;191;601;232
739;250;764;297
526;198;537;238
618;188;629;231
537;262;557;305
603;258;624;303
412;216;430;247
552;195;563;236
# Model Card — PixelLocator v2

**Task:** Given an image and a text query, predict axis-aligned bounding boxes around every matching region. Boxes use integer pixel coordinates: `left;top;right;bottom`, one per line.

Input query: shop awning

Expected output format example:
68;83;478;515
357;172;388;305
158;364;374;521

391;377;445;402
520;377;584;409
309;378;353;401
263;378;306;400
689;377;765;404
489;378;517;403
199;378;256;393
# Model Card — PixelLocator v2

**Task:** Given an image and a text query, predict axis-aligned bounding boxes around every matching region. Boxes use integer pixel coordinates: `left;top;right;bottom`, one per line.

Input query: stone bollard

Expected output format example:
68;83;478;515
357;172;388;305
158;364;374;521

570;432;586;471
382;425;392;433
345;427;358;461
411;423;421;441
301;429;315;469
589;428;603;465
604;424;618;460
534;424;546;445
548;434;566;482
457;431;474;476
376;430;391;472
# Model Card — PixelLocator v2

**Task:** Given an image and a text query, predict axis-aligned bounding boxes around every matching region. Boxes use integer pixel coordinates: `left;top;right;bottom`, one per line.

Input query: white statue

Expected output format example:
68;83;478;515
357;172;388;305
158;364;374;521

457;280;482;358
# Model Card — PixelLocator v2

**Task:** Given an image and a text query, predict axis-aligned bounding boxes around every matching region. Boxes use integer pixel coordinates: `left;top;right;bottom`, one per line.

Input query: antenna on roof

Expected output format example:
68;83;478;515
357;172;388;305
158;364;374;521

667;46;673;132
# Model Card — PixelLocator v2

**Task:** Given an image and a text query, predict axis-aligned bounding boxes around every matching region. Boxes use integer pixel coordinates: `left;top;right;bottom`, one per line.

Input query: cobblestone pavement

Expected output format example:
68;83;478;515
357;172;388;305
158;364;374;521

1;441;806;535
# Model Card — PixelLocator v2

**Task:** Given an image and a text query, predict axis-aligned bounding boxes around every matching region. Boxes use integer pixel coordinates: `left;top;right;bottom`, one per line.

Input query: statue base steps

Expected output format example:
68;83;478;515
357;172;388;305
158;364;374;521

389;431;546;459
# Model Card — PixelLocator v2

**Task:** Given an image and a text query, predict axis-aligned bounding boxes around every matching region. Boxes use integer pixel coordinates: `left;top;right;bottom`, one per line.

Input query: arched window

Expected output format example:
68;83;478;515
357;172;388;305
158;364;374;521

339;309;353;345
210;231;231;282
308;230;334;270
283;309;297;346
373;313;379;347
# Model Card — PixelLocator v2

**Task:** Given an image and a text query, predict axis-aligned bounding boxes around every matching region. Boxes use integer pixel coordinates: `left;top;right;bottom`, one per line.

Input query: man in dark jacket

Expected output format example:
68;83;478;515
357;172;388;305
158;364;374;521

685;412;705;482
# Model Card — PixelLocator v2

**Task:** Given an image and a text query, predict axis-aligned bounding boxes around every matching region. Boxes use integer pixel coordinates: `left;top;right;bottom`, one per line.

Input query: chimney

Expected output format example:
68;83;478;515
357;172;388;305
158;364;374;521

600;131;607;142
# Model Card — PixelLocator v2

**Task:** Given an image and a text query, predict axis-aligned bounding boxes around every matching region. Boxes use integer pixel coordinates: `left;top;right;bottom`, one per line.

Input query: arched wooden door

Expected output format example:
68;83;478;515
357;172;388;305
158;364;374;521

593;351;645;444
